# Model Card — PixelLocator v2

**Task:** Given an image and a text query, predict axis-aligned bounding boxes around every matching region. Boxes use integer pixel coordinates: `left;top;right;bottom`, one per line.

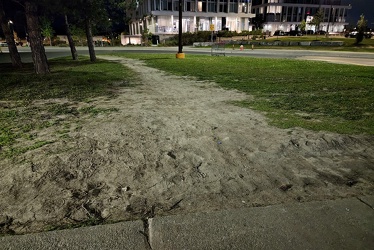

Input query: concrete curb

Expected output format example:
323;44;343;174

1;196;373;250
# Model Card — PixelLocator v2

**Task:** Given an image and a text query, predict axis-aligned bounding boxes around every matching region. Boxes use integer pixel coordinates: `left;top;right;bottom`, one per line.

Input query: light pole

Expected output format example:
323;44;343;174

8;20;16;44
176;0;185;58
8;20;13;34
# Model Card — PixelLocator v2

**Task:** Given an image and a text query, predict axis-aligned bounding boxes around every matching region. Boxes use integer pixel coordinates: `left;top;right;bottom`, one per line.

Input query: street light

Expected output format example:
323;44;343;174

8;20;15;43
8;20;13;33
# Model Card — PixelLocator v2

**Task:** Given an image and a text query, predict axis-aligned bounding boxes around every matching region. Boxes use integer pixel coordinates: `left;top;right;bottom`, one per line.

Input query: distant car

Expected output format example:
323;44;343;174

301;30;314;35
273;30;286;36
289;30;303;36
346;31;372;39
348;31;358;38
315;30;326;35
0;42;8;47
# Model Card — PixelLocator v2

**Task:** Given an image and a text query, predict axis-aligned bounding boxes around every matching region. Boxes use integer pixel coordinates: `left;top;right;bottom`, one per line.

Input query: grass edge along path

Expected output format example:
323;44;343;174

115;53;374;135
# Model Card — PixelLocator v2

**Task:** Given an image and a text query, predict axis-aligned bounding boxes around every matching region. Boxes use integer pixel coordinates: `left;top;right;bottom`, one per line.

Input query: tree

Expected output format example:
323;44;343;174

0;0;22;68
84;13;96;62
51;0;125;60
40;16;54;46
355;14;367;45
37;0;79;60
310;9;324;33
299;19;306;34
64;14;78;60
69;0;110;62
141;27;152;46
70;24;86;45
251;15;265;30
78;0;124;61
103;0;126;45
9;0;49;74
24;0;49;74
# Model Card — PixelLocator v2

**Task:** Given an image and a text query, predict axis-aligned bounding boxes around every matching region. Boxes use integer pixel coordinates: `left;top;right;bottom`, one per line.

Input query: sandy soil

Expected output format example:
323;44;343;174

1;56;373;234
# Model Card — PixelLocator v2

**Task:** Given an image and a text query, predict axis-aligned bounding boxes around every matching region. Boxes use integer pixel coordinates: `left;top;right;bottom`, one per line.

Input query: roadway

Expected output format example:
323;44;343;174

1;45;374;66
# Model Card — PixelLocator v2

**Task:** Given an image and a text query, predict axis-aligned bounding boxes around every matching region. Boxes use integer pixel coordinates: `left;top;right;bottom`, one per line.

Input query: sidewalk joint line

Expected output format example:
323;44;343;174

140;218;153;250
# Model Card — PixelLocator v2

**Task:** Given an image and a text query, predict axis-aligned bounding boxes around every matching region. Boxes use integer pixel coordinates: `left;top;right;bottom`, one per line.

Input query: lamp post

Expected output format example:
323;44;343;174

8;20;13;35
176;0;185;58
8;20;16;44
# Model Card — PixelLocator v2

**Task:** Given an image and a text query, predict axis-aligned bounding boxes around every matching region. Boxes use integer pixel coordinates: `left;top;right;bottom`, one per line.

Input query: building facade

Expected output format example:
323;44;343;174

123;0;352;44
124;0;255;44
251;0;352;35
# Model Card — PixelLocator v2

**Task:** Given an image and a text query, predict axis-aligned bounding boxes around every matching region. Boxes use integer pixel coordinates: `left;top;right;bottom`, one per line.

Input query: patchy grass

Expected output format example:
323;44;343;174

116;53;374;135
0;57;134;102
79;106;119;116
0;57;136;158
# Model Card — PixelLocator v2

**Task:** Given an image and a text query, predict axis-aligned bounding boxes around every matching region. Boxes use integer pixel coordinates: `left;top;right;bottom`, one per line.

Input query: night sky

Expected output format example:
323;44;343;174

1;0;374;39
342;0;374;27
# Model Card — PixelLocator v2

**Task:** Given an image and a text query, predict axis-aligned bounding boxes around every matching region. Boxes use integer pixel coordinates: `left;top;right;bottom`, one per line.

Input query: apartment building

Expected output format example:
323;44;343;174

251;0;352;35
124;0;255;44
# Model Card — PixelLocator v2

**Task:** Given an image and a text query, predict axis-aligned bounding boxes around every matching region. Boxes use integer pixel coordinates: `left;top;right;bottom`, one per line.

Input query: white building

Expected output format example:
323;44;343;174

251;0;352;35
123;0;255;44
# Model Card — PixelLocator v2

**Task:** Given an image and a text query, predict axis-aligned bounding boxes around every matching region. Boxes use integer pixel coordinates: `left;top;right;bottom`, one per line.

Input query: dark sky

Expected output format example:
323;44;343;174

342;0;374;27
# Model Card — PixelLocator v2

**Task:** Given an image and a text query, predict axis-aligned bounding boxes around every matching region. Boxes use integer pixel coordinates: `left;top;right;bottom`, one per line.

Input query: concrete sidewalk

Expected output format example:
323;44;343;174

1;196;373;250
298;56;374;66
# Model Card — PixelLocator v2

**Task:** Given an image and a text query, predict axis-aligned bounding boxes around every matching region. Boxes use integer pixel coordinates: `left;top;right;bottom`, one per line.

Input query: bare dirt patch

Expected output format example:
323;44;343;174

1;56;373;234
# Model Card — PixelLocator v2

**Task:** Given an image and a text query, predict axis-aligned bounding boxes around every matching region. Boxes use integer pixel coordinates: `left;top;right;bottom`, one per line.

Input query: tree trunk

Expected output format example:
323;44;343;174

85;18;96;62
25;1;49;74
65;14;78;60
0;1;22;68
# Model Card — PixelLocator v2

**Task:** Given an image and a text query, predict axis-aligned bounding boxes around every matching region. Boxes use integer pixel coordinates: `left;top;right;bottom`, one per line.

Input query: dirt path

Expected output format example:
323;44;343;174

1;56;373;234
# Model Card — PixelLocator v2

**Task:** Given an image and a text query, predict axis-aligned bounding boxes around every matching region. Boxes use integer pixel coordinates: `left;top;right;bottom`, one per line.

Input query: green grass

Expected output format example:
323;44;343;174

0;57;136;158
115;53;374;135
79;106;119;116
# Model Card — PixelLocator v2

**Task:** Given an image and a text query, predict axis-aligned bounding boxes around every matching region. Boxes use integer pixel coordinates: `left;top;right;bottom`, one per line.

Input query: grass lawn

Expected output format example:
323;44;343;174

115;53;374;135
0;57;136;158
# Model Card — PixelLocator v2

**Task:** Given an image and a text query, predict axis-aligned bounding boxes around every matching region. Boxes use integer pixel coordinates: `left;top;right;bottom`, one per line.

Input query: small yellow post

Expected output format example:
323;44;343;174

176;53;185;59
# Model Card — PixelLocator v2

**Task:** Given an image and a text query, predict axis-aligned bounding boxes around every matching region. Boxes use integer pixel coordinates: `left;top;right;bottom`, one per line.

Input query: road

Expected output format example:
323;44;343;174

1;45;374;66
